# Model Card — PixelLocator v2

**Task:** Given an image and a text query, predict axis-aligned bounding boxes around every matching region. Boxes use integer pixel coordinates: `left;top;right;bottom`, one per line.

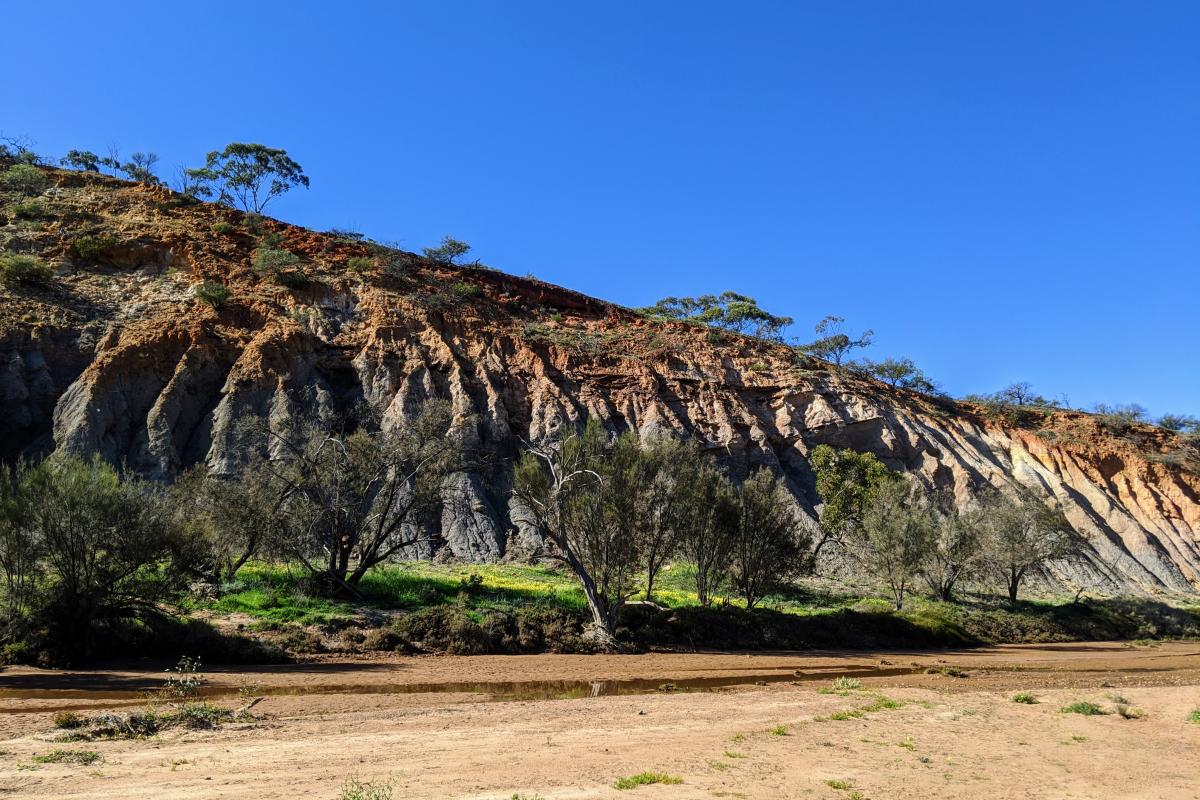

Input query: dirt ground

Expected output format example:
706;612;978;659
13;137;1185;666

2;641;1199;799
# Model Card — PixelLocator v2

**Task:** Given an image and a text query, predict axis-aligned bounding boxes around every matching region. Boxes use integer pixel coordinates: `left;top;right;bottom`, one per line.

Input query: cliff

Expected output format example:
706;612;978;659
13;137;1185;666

2;164;1197;595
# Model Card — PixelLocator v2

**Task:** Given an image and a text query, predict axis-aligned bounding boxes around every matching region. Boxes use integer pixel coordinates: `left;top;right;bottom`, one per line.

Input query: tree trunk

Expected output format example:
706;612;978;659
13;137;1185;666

1007;572;1020;604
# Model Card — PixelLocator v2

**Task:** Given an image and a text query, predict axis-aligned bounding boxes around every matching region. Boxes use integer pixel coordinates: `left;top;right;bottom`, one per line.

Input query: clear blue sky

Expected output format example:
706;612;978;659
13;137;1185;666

6;1;1197;416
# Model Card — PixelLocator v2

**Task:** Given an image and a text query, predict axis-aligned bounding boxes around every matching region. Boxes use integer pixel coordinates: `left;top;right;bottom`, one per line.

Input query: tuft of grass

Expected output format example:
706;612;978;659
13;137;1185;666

768;724;789;736
1189;708;1200;725
1061;701;1106;716
449;281;482;299
924;666;968;678
32;749;101;765
195;281;231;308
212;221;234;234
347;256;375;274
1012;693;1038;704
53;711;85;729
831;676;862;692
613;772;682;790
829;709;865;721
897;737;915;750
339;776;393;800
723;750;745;759
859;696;903;712
825;779;854;790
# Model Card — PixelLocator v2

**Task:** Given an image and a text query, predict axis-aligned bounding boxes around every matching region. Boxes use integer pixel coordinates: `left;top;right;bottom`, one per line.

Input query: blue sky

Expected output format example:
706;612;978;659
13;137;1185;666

5;1;1197;416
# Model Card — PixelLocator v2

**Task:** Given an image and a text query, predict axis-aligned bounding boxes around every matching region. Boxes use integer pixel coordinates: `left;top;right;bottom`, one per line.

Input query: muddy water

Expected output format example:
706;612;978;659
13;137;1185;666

0;662;920;708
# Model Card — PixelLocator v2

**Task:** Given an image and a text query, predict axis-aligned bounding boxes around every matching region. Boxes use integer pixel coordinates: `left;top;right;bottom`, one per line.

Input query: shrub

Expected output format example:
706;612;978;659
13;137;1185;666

72;234;118;262
768;724;789;735
826;780;854;790
32;749;101;765
212;222;233;235
163;656;203;699
361;628;407;652
831;676;862;691
347;256;375;274
1061;701;1106;716
0;254;54;287
195;281;231;308
1012;693;1038;704
1188;708;1200;724
339;777;394;800
0;164;49;195
252;247;299;276
1115;704;1144;720
53;711;85;729
449;281;481;299
612;772;681;790
12;199;46;219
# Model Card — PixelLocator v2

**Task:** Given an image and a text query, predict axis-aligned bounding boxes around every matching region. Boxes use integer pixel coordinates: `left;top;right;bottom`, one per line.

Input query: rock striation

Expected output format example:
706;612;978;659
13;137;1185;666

2;164;1197;594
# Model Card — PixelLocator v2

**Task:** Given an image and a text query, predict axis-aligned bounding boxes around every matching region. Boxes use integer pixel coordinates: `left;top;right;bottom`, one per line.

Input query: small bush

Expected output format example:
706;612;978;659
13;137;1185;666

195;282;231;308
826;779;854;790
0;163;49;195
1188;708;1200;724
163;656;203;699
252;247;300;277
613;772;681;790
339;777;394;800
1012;693;1038;704
0;254;54;287
449;281;482;299
32;749;102;765
212;222;233;234
1061;701;1106;716
73;234;118;262
347;256;375;274
768;724;789;735
831;676;862;691
53;711;85;729
13;199;47;218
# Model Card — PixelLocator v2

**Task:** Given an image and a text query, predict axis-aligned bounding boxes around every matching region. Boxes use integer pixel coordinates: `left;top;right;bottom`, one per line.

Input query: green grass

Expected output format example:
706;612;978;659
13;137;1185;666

768;724;789;736
1189;708;1200;724
339;776;393;800
1012;693;1038;704
32;750;101;765
1061;701;1106;716
613;772;682;790
830;676;862;692
826;779;854;790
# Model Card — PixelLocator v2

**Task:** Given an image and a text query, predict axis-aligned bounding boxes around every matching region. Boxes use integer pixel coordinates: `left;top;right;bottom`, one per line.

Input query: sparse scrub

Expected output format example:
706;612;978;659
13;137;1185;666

1061;701;1106;716
1012;693;1038;704
449;281;481;299
1188;708;1200;724
0;254;54;287
768;724;789;735
0;163;49;195
212;221;234;234
338;776;394;800
613;772;681;790
831;676;862;692
347;256;375;274
195;281;231;308
1114;704;1143;720
31;749;101;765
72;234;119;263
826;779;853;790
53;711;85;729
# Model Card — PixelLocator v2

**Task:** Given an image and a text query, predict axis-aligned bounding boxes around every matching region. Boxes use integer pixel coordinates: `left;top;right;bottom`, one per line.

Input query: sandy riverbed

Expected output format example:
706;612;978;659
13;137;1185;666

2;641;1199;799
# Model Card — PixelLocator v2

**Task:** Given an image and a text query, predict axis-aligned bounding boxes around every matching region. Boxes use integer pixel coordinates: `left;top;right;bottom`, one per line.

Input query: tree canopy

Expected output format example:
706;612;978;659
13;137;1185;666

638;291;793;340
187;143;308;213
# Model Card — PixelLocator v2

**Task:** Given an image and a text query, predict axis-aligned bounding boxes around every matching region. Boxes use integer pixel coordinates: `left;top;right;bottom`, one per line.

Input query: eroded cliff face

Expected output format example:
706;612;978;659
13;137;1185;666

2;165;1198;594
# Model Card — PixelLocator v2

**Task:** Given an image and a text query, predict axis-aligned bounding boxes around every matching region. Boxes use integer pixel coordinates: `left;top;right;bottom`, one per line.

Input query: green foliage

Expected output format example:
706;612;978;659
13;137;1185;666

810;445;899;550
346;256;375;274
852;357;936;392
212;221;234;234
1061;700;1106;716
0;455;186;665
613;772;681;790
1188;708;1200;724
252;247;308;288
831;676;862;691
53;711;85;729
978;490;1083;603
422;235;472;265
339;777;394;800
1012;693;1038;704
186;143;308;213
72;234;119;262
0;163;49;195
730;469;812;608
851;479;933;610
195;281;231;308
826;779;854;790
638;291;793;341
449;281;482;298
12;199;47;219
32;749;102;765
60;150;102;172
796;315;873;364
0;254;54;287
768;724;789;735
